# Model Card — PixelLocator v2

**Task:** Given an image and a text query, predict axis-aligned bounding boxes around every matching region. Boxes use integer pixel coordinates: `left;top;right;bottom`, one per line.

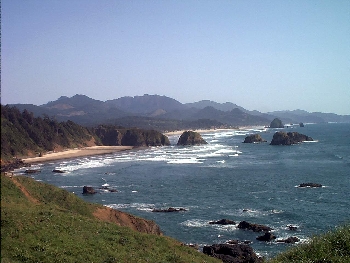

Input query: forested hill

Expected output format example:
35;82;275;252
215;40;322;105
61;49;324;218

1;105;170;168
1;105;99;164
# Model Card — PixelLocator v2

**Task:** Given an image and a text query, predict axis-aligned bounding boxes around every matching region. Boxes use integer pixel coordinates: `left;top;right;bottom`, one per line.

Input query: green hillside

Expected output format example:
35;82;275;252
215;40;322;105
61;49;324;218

1;174;220;263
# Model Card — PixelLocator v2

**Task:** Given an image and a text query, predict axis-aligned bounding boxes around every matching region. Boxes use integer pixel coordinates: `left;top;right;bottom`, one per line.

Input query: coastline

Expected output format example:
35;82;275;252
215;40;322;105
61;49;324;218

21;126;266;165
22;146;134;164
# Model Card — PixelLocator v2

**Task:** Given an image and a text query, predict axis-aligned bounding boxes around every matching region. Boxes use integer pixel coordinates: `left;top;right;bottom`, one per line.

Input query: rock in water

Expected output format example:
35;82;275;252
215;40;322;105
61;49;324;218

298;183;322;188
243;134;267;143
203;243;263;263
83;186;96;194
209;219;236;225
269;118;284;128
270;131;314;145
177;131;207;146
256;232;276;242
237;221;273;232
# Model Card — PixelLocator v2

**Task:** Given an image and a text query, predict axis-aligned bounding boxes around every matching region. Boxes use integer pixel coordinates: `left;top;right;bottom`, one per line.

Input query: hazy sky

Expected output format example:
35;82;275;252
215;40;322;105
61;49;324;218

2;0;350;114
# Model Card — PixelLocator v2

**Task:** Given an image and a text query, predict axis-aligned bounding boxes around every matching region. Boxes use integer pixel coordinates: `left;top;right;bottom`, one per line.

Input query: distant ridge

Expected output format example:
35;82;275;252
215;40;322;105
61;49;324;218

5;94;350;129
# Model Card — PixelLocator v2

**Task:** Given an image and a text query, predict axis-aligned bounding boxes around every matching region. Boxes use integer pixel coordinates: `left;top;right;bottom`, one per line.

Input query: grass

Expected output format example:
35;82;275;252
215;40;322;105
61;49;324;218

1;174;220;263
267;224;350;263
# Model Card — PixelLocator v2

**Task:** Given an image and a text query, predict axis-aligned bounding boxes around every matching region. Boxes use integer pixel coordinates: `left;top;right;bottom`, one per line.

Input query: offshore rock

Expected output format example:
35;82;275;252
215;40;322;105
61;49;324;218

256;232;276;242
269;118;284;128
270;131;314;145
209;219;236;225
276;236;300;244
177;131;207;146
243;134;267;143
152;207;187;212
237;221;273;232
83;186;96;194
203;243;263;263
298;183;322;188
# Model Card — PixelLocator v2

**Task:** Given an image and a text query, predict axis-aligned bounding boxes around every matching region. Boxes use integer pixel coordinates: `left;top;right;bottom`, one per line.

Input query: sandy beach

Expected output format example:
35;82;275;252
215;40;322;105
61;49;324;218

22;146;134;164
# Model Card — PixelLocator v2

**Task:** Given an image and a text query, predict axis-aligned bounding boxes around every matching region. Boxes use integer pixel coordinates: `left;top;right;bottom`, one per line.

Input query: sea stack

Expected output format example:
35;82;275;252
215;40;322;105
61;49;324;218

177;131;207;146
269;118;284;128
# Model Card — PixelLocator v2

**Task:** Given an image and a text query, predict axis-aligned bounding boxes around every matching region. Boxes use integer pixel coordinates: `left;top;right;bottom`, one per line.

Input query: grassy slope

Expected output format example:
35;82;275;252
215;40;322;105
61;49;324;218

267;224;350;263
1;174;219;263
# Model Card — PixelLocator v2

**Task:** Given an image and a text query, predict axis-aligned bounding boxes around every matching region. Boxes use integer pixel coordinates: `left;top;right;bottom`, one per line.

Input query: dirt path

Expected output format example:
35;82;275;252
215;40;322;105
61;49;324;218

10;177;40;204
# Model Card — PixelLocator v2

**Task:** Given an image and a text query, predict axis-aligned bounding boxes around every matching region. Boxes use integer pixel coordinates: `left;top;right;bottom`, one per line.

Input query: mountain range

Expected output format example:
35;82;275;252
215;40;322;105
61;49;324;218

8;94;350;130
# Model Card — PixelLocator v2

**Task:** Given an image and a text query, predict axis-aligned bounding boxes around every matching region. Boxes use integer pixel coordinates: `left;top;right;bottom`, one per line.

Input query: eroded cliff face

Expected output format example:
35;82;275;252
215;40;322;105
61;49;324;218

93;207;162;235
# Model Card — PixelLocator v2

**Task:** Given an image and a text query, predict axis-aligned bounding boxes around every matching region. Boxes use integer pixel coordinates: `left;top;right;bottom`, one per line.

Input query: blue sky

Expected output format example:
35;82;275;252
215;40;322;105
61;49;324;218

2;0;350;114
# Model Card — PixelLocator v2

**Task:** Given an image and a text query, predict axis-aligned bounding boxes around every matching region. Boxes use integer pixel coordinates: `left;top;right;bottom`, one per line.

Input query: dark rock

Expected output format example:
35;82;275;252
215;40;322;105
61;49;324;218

299;122;305;127
203;243;263;263
177;131;207;146
227;240;252;245
152;207;187;212
276;236;300;244
270;131;314;145
209;219;236;225
25;169;41;174
287;225;298;231
298;183;322;188
269;118;284;128
237;221;273;232
0;158;30;173
243;134;267;143
256;232;276;242
52;169;65;173
83;186;96;194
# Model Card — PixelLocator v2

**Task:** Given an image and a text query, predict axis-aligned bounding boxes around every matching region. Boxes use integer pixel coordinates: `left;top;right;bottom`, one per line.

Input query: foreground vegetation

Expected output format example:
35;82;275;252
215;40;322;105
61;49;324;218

267;224;350;263
1;174;219;263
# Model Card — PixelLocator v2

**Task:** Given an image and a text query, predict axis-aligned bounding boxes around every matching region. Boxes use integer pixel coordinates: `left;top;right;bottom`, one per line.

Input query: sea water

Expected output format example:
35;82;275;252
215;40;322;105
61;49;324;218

16;123;350;258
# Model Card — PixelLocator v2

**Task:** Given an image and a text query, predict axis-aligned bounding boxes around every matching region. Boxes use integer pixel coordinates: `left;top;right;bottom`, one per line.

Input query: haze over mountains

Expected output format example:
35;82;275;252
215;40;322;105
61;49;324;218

8;94;350;130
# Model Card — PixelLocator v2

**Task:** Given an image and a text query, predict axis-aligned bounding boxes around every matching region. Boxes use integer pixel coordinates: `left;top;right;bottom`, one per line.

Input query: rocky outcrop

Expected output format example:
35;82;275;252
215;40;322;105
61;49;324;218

269;118;284;128
298;183;322;188
237;221;272;232
299;122;305;127
94;126;170;147
177;131;207;146
256;232;276;242
270;131;314;145
83;186;96;194
209;219;236;225
243;134;267;143
152;207;187;212
276;237;300;244
203;243;263;263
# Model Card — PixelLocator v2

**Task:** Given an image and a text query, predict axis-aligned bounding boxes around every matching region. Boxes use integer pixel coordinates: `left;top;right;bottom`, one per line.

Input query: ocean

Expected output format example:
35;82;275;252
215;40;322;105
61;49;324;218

15;123;350;258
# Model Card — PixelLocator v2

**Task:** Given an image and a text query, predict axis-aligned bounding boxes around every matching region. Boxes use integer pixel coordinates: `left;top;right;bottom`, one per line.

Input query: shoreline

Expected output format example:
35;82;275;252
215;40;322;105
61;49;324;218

21;126;266;165
22;146;134;164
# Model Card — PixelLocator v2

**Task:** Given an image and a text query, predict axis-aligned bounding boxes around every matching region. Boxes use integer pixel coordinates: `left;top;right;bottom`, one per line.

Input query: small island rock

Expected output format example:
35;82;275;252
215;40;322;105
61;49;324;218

270;131;314;145
269;118;284;128
83;186;96;194
209;219;236;225
177;131;207;146
298;183;322;188
237;221;272;232
243;134;267;143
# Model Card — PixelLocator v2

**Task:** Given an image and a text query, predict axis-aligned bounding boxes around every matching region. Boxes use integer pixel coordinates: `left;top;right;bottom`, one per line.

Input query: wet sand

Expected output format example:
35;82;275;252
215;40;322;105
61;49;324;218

22;146;134;164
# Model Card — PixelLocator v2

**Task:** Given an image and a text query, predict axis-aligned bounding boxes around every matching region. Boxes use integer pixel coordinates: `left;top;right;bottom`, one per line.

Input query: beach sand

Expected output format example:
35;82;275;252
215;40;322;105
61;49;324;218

22;146;134;164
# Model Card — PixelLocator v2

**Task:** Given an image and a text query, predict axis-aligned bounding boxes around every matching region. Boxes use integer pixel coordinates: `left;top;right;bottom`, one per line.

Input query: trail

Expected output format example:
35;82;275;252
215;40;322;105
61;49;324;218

10;176;40;204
